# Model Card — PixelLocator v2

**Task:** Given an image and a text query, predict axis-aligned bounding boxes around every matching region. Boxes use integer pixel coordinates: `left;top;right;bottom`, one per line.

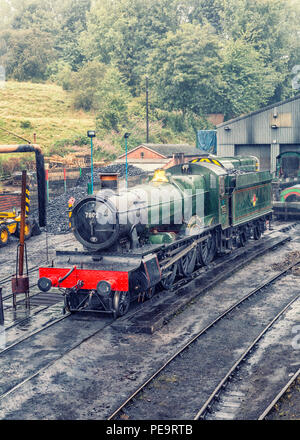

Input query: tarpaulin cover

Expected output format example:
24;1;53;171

196;130;217;154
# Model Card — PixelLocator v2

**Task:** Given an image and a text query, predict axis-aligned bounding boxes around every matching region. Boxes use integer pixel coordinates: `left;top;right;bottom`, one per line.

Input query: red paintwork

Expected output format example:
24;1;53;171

39;267;129;291
284;191;300;200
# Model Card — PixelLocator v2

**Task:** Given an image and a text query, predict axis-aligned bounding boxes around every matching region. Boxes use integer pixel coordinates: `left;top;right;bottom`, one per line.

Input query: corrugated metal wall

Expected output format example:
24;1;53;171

217;96;300;172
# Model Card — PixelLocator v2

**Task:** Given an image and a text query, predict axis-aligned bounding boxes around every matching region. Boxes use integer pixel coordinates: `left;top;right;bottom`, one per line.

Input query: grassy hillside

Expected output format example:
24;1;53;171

0;80;202;176
0;81;95;153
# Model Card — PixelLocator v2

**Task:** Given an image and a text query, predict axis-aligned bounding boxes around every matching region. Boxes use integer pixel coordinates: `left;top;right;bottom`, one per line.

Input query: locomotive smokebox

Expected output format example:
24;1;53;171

70;191;148;252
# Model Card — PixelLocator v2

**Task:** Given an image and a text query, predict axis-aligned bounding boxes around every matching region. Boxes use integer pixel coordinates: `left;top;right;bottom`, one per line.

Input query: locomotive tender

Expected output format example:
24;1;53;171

38;155;273;317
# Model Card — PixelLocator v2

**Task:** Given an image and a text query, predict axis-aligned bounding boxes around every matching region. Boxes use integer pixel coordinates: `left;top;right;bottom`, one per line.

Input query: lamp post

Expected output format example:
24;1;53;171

87;130;96;194
124;132;131;189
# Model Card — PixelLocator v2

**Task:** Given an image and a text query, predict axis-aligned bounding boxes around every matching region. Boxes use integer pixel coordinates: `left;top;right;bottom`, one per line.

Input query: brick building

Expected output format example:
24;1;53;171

116;143;203;171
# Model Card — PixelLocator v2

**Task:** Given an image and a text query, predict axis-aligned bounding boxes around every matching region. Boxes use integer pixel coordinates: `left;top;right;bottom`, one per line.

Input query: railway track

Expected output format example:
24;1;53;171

167;221;297;295
0;224;298;419
195;292;300;420
0;313;114;403
258;367;300;420
0;234;75;287
0;226;292;337
108;258;300;420
0;290;156;404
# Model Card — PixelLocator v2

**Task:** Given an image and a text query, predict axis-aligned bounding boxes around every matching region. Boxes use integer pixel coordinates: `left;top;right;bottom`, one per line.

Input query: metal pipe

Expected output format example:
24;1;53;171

0;144;46;227
18;170;26;277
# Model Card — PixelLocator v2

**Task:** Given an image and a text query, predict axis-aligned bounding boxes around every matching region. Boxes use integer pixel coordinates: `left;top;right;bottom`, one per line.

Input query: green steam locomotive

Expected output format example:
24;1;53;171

38;155;273;317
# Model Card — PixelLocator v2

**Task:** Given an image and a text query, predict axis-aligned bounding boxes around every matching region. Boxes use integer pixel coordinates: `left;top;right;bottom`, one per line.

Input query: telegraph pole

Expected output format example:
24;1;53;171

146;76;149;143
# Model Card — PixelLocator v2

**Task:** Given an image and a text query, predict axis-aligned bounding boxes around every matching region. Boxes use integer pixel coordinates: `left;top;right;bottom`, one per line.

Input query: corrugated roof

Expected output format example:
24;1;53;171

217;94;300;128
119;143;203;158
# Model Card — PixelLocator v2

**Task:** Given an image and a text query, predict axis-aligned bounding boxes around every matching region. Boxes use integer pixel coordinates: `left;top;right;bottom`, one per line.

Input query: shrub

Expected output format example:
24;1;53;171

20;120;32;129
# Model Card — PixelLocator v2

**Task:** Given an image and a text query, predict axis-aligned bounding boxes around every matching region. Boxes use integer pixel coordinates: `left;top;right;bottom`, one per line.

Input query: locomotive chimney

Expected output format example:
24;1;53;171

99;173;119;190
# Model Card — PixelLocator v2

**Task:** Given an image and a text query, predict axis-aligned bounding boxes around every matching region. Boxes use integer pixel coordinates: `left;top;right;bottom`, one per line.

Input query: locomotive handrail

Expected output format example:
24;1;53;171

58;265;77;284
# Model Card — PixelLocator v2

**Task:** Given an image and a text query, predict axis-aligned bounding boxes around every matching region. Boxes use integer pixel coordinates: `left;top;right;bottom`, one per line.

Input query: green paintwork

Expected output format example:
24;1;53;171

118;155;272;235
149;232;176;244
280;185;300;202
165;155;272;231
232;172;272;226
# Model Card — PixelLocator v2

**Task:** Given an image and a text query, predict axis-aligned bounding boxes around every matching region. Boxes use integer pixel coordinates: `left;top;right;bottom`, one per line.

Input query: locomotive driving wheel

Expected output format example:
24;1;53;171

197;233;216;266
179;246;197;276
160;262;178;290
238;229;248;247
113;291;131;317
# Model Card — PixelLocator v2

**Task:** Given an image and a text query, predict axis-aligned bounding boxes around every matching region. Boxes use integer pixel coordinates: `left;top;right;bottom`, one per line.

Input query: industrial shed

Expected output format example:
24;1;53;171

217;95;300;173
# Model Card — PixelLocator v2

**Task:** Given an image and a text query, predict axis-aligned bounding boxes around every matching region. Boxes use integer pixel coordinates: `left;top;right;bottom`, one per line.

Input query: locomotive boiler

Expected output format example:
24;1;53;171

38;155;273;317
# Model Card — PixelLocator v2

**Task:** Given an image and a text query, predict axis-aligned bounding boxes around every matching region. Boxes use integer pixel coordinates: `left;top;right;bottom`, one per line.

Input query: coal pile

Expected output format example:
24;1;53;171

76;163;145;186
45;185;87;234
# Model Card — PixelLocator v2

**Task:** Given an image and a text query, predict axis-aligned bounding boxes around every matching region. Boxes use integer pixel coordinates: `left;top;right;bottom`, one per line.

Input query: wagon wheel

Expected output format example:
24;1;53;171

0;225;9;247
253;225;261;240
113;291;131;317
179;246;197;276
160;262;178;290
238;231;247;247
145;285;156;300
138;285;156;302
197;233;216;266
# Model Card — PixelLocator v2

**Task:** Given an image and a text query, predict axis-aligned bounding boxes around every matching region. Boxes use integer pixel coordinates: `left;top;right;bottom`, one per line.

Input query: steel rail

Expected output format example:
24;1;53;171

107;258;300;421
0;287;154;403
0;313;69;357
258;367;300;420
0;314;121;403
0;235;76;288
1;298;64;336
194;288;300;419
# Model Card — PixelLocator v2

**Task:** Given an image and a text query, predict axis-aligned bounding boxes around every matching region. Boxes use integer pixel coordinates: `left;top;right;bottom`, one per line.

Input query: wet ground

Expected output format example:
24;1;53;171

0;222;299;420
266;376;300;420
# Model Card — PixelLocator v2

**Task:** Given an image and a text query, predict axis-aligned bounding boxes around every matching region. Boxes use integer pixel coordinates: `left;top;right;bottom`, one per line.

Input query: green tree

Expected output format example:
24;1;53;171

82;0;179;94
95;66;132;132
176;0;225;32
219;38;279;119
10;0;90;73
69;60;107;111
149;22;224;116
52;0;91;71
1;28;56;81
219;0;300;103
